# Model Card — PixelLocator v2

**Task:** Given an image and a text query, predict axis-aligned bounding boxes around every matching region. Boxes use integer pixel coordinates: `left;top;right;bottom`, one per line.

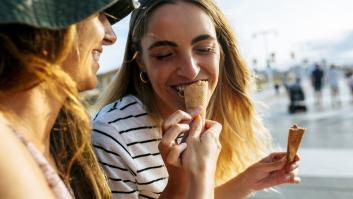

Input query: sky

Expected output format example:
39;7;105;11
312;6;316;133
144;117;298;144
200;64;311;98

98;0;353;74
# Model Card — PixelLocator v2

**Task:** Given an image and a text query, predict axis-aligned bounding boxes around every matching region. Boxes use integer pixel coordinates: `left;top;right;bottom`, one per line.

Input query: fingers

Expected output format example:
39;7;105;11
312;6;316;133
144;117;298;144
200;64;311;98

285;153;300;172
167;143;188;167
294;154;301;161
188;115;203;139
261;152;287;163
201;120;222;149
160;110;191;152
161;123;190;147
288;160;300;171
276;169;301;185
203;120;222;138
261;170;301;189
162;110;191;132
259;156;287;173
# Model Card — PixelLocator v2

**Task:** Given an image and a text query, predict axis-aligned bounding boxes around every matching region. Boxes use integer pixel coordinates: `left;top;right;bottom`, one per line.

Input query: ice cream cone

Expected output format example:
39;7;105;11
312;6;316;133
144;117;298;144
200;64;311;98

287;124;305;163
184;80;208;122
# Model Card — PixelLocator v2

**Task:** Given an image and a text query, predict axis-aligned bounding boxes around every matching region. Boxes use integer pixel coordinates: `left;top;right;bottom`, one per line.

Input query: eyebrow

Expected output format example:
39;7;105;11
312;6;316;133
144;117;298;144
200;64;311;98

148;34;215;51
148;41;177;50
191;34;215;44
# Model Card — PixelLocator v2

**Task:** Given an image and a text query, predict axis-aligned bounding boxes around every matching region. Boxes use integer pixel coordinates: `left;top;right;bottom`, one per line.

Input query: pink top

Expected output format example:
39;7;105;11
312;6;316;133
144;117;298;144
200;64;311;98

4;118;74;199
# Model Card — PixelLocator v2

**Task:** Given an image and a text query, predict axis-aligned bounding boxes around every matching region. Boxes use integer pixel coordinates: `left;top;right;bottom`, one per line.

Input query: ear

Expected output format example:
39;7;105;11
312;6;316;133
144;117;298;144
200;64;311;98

135;52;146;71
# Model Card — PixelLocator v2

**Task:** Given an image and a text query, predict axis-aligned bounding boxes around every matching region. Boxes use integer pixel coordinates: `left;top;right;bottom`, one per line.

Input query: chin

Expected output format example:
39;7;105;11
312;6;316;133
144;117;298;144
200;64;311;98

78;79;97;92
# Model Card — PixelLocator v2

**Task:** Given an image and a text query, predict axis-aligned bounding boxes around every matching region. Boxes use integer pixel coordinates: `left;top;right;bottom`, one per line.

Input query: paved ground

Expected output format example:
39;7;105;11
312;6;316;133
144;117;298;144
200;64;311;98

251;78;353;198
249;177;353;199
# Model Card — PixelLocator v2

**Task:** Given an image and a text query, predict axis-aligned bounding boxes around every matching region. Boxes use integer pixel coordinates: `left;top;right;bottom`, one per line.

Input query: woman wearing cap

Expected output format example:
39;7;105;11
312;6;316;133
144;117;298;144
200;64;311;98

0;0;139;198
93;0;300;198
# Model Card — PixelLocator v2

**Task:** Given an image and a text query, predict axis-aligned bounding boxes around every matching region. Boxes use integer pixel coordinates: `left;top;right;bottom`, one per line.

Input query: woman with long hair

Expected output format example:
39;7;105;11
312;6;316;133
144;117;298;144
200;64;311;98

93;0;300;198
0;0;139;198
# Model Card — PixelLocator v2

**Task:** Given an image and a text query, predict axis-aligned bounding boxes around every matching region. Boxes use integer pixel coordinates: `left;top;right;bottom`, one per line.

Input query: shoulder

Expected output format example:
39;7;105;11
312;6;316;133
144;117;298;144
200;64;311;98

93;95;146;123
92;95;155;149
0;118;55;198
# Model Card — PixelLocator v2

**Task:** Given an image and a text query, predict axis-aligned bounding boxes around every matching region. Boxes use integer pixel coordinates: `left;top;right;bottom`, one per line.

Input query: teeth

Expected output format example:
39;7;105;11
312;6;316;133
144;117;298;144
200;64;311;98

175;85;185;97
93;51;101;62
176;85;185;92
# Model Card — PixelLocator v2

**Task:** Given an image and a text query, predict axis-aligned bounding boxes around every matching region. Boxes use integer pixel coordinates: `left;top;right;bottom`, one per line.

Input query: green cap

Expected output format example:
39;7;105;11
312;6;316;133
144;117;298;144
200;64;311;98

0;0;140;29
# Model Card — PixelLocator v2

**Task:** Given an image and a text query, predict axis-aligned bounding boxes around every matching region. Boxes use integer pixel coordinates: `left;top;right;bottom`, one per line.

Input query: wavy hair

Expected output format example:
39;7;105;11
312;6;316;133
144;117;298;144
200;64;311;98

0;24;110;198
99;0;272;185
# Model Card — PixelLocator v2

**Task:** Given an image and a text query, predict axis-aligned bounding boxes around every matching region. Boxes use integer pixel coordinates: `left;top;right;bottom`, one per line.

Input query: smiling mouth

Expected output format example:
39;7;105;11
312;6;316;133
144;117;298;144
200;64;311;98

173;80;208;98
92;49;102;62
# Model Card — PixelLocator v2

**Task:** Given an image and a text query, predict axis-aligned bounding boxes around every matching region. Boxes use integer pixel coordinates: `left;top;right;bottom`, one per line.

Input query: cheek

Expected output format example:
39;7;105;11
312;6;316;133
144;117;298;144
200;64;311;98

205;55;220;88
61;50;80;81
147;67;168;92
145;61;175;95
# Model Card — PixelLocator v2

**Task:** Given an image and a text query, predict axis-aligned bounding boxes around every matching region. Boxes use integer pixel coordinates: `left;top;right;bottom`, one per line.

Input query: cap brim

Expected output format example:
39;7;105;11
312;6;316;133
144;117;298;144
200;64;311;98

104;0;140;24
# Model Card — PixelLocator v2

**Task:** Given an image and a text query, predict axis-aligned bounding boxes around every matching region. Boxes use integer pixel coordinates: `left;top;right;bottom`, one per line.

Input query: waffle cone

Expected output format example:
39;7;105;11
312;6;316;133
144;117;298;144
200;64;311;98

184;80;208;121
287;124;305;163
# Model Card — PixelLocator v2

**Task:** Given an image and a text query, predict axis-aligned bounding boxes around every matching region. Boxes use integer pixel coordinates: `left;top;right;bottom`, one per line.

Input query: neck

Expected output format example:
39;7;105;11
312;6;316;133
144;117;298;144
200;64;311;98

0;86;64;160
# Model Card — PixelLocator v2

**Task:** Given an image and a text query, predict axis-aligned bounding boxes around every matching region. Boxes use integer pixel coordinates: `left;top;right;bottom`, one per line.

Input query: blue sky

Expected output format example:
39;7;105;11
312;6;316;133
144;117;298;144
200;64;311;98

98;0;353;74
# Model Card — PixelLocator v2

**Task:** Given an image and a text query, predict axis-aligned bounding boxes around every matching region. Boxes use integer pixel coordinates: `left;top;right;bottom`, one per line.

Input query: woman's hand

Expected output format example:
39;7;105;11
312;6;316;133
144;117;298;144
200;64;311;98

158;107;222;199
241;152;300;191
216;152;300;199
158;109;196;198
168;117;222;173
167;115;222;199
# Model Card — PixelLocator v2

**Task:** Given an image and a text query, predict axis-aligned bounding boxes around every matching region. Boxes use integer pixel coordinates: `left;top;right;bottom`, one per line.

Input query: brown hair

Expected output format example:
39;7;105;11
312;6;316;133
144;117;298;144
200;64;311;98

0;24;110;198
99;0;272;185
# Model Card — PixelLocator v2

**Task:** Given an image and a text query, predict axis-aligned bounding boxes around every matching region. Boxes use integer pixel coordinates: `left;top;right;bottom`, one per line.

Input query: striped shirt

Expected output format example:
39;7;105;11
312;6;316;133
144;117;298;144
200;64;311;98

92;95;168;199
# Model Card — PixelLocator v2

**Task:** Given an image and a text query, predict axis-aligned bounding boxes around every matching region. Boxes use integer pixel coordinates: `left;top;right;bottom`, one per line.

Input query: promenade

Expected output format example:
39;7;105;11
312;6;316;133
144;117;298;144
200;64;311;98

251;78;353;199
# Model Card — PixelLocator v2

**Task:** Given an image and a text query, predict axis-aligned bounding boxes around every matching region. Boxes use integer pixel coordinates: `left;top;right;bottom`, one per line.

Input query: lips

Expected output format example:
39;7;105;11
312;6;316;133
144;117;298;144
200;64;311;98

172;80;208;98
92;48;102;62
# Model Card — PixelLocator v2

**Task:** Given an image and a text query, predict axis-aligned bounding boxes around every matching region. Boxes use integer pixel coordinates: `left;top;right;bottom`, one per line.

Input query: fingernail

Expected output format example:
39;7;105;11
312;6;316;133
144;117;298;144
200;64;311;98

294;177;301;183
180;142;187;149
193;115;201;121
285;174;291;180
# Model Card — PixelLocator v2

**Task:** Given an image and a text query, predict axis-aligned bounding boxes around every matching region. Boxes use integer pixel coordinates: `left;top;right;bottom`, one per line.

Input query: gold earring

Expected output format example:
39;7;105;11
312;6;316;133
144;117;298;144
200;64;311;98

139;72;149;83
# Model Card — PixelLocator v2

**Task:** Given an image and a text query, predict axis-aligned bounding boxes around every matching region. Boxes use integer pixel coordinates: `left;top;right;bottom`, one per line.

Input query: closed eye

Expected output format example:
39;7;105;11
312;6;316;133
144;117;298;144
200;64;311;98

155;52;173;60
196;47;216;54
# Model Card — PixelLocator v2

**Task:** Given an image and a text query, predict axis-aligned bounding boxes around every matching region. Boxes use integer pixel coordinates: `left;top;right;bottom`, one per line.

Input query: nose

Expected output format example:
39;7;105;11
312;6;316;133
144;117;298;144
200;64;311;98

100;14;117;45
177;52;200;80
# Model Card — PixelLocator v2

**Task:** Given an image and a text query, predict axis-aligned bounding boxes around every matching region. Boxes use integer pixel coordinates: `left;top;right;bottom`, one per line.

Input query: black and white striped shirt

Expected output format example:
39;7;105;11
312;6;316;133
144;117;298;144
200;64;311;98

92;95;168;199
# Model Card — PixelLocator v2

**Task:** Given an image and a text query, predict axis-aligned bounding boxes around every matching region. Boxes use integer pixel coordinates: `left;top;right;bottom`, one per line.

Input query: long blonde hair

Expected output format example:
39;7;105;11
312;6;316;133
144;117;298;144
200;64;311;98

99;0;272;185
0;24;110;198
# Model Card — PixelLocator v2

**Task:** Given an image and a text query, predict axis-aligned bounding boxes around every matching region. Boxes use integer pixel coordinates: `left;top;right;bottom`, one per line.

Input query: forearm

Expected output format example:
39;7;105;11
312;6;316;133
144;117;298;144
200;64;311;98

159;176;187;199
186;171;215;199
215;173;252;199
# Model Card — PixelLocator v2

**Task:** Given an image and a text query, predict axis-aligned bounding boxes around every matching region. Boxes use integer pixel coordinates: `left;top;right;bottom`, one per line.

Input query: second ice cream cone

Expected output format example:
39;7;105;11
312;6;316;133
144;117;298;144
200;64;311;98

287;124;305;163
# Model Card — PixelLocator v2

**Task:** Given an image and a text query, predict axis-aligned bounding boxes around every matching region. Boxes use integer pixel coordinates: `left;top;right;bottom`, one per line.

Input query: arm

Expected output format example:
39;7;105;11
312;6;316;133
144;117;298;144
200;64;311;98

158;110;193;199
0;125;56;199
162;111;222;199
92;121;139;199
184;117;221;199
215;152;301;199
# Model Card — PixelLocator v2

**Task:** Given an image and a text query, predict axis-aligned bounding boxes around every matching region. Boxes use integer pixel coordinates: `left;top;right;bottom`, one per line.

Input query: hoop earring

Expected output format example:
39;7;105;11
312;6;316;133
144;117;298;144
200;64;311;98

139;72;149;83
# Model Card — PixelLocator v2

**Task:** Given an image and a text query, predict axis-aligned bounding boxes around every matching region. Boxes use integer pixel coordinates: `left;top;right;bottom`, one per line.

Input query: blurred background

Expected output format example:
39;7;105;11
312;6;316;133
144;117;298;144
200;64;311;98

82;0;353;198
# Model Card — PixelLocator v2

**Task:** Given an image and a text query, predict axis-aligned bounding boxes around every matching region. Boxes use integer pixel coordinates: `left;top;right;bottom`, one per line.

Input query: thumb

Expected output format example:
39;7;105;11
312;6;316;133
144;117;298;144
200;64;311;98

261;157;287;173
188;115;202;139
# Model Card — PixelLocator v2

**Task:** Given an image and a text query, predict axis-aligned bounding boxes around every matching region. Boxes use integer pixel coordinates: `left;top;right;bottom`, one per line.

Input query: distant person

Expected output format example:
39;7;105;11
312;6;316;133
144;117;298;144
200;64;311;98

288;78;307;113
327;64;340;106
348;71;353;103
311;64;325;105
